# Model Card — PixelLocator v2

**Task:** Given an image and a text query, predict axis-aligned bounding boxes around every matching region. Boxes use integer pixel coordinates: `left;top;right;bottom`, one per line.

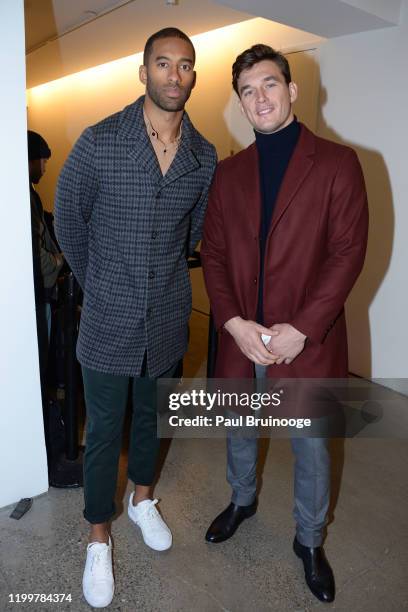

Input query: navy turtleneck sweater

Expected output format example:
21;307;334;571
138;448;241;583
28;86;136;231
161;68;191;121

255;118;300;323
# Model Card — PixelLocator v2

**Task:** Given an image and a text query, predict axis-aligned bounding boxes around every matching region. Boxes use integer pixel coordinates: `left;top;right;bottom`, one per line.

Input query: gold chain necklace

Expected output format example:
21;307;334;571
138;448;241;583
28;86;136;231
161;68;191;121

145;113;181;155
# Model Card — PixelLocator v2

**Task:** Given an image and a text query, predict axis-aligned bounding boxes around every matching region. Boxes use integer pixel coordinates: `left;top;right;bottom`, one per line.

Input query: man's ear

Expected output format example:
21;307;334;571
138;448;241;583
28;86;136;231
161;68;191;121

139;64;147;85
191;70;197;90
289;81;298;104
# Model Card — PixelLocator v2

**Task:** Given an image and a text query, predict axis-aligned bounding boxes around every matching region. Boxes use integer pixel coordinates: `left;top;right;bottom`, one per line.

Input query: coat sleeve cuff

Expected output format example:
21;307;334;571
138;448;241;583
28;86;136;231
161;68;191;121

289;313;328;345
213;309;242;333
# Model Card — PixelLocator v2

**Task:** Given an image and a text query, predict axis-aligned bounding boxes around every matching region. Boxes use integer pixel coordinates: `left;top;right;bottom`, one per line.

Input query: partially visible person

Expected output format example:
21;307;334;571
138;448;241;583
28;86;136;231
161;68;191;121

28;130;64;400
44;209;62;252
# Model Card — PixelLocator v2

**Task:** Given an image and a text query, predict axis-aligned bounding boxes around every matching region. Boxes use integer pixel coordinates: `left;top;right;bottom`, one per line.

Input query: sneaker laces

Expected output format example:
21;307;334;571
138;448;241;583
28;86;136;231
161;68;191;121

89;543;111;580
140;499;161;525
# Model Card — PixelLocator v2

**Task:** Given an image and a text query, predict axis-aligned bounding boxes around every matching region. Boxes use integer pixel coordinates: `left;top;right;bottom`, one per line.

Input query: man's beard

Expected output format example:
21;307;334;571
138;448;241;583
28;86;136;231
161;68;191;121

146;77;192;112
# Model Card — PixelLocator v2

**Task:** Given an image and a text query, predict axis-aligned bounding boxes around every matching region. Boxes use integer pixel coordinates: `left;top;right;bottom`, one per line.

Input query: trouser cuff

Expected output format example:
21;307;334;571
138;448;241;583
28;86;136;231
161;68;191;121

295;527;325;548
231;491;256;507
83;509;115;525
128;472;155;487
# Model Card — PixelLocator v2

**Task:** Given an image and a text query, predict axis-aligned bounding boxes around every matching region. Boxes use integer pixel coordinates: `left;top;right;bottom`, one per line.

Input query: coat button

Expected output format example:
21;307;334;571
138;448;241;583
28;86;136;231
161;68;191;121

151;231;158;239
148;271;155;279
254;277;257;284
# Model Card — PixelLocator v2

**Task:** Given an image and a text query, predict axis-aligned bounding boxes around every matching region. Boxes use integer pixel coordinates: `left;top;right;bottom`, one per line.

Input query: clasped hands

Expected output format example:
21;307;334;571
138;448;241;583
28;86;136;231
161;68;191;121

224;317;307;366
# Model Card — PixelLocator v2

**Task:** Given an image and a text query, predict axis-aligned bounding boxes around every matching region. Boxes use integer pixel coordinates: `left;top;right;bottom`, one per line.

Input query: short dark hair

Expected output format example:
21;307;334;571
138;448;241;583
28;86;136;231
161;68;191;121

232;44;292;95
27;130;51;161
143;27;195;66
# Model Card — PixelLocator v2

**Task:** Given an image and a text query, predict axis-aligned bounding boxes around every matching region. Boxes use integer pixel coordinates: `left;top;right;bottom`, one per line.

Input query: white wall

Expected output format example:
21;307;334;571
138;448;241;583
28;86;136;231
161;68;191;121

0;0;48;508
317;0;408;381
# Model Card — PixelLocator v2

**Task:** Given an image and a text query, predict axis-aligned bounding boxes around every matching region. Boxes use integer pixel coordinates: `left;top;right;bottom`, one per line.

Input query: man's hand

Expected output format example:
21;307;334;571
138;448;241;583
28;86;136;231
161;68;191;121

56;254;64;267
266;323;307;365
224;316;279;365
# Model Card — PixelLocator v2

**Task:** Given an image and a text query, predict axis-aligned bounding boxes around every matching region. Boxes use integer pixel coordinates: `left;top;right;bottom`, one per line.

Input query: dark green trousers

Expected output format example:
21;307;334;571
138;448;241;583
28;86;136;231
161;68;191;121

82;358;177;524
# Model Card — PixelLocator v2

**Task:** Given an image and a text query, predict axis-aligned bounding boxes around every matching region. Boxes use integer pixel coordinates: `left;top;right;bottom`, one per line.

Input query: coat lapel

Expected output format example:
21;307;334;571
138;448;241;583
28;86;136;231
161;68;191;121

161;134;200;188
268;124;316;235
127;140;162;183
241;144;261;238
160;111;201;187
117;96;201;187
117;96;162;183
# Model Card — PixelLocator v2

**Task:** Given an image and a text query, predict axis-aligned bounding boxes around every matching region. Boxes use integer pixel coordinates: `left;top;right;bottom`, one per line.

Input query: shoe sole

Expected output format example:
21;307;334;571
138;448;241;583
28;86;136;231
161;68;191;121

83;588;114;609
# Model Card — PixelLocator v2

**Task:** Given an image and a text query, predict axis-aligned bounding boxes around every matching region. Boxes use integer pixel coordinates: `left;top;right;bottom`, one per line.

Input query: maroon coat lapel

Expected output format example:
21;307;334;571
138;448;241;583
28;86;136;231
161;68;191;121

269;124;316;236
240;143;261;238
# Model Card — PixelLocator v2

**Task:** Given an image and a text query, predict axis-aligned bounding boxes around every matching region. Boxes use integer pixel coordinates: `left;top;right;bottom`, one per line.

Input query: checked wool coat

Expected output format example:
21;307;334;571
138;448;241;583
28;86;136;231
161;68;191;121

201;123;368;379
55;96;217;377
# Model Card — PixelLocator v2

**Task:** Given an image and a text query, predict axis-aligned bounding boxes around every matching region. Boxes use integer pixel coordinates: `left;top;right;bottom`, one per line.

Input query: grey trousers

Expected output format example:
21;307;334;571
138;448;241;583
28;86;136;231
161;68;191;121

227;364;330;547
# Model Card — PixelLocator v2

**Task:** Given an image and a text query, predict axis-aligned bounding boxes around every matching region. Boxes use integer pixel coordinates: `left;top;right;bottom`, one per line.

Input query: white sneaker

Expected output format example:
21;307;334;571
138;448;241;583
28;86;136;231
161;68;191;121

128;493;172;551
82;537;114;608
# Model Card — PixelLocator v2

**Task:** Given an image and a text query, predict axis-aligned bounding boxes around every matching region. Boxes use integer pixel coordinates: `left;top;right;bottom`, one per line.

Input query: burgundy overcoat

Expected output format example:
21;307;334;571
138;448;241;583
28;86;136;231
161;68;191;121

201;124;368;379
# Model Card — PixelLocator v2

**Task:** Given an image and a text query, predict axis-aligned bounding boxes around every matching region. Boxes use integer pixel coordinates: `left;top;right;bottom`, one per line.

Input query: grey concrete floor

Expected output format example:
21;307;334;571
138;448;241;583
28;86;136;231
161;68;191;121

1;312;408;611
1;437;408;612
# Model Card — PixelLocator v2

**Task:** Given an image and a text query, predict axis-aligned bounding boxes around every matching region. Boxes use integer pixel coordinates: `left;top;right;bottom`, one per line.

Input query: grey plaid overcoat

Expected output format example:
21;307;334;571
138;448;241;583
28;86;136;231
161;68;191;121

54;96;217;377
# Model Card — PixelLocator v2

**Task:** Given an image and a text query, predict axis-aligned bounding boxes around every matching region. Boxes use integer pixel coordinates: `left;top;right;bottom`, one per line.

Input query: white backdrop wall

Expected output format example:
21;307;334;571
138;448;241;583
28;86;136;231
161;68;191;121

0;0;48;508
317;0;408;381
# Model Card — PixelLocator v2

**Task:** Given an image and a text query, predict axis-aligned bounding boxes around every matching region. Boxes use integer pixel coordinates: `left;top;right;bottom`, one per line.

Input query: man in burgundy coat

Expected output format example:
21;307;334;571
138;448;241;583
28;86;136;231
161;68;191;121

201;44;368;603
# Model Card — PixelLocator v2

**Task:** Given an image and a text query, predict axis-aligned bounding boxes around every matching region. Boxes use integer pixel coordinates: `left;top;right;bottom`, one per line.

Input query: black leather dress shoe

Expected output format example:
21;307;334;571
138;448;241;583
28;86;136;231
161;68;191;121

205;500;257;543
293;537;335;603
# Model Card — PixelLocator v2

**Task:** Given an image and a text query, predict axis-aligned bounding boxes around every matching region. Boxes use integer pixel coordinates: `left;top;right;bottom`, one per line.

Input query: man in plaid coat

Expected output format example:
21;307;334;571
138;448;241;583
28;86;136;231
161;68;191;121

55;28;216;608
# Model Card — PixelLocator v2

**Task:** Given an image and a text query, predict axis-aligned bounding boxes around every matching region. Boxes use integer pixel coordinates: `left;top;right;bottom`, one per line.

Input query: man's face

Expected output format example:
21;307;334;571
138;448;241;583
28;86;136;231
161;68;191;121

139;37;196;112
29;158;47;184
237;60;297;134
